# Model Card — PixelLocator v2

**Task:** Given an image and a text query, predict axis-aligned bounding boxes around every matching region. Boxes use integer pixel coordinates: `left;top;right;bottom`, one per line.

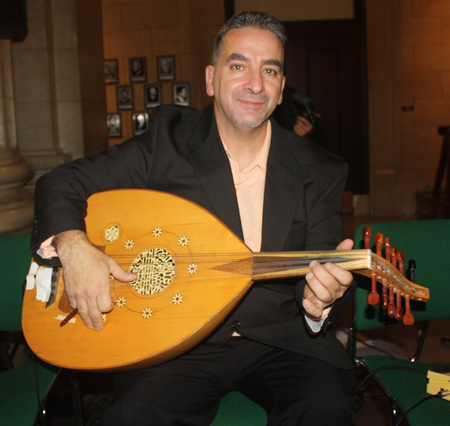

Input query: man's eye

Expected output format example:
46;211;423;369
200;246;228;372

265;69;277;75
231;64;243;70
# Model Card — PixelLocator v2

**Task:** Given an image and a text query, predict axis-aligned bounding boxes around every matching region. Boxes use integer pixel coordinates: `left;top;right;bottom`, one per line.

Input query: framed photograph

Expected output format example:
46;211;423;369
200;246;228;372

173;83;189;106
132;112;150;136
158;56;175;81
104;59;118;84
129;57;146;83
117;86;133;110
144;84;161;108
107;113;121;138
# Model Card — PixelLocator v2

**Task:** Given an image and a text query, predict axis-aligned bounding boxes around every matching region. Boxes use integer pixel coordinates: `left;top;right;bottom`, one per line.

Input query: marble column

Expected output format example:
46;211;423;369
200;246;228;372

0;0;107;234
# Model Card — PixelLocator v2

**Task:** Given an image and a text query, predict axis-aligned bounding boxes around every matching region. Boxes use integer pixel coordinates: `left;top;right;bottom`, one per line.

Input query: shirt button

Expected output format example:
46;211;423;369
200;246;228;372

232;320;241;330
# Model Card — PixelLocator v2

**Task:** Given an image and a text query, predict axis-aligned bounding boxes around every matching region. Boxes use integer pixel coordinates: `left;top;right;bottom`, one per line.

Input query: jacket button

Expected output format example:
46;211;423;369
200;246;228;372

232;320;241;330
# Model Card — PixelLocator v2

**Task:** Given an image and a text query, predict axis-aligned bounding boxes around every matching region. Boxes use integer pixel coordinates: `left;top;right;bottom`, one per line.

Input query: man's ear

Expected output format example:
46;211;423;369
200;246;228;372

277;76;286;105
205;65;215;97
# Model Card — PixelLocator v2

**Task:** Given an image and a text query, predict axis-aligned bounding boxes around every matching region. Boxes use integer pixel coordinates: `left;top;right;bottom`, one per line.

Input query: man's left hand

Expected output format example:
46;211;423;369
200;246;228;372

302;239;354;321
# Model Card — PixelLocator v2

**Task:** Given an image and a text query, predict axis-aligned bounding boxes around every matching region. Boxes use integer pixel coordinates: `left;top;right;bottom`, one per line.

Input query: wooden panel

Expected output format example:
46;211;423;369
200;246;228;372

283;19;369;194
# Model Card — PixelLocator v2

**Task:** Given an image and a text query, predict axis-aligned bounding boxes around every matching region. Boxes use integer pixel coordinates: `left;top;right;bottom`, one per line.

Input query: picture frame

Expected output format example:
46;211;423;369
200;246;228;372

158;56;175;81
173;83;189;106
144;84;161;108
132;112;150;136
104;59;118;84
117;86;133;110
129;57;146;83
107;113;121;138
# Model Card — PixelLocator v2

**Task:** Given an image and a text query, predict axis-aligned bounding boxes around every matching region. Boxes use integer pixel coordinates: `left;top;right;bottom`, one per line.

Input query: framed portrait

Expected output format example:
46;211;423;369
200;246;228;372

117;85;133;110
104;59;118;84
129;57;146;83
107;113;121;138
144;84;161;108
173;83;189;106
132;112;150;136
158;56;175;81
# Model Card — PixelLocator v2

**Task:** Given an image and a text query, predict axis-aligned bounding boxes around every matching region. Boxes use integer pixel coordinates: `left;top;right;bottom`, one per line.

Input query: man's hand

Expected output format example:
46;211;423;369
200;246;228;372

302;239;354;321
54;230;137;331
293;116;314;137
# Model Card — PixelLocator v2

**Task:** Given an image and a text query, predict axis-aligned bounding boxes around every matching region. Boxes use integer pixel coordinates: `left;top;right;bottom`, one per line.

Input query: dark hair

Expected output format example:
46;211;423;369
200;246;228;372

211;11;286;66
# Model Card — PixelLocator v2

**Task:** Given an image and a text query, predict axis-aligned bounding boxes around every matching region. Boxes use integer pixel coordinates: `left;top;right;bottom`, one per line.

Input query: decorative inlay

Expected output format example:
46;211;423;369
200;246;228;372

124;240;134;250
142;308;153;318
178;236;189;246
172;294;183;304
116;297;126;307
187;264;198;274
153;227;162;237
104;226;120;242
130;248;175;295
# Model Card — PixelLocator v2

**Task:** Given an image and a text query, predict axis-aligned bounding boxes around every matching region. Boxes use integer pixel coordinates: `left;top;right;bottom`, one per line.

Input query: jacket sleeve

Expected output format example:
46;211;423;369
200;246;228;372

294;152;354;333
30;110;163;263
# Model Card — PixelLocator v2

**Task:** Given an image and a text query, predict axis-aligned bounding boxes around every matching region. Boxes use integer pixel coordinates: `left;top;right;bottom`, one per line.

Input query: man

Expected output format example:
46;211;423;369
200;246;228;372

32;11;355;425
273;85;328;148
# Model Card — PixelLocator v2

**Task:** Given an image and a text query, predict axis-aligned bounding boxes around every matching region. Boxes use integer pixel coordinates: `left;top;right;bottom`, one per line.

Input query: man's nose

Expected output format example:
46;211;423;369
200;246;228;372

244;69;264;94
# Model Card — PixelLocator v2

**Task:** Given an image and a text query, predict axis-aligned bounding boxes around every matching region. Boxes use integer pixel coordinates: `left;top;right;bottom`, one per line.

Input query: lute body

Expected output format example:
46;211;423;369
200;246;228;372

22;190;429;372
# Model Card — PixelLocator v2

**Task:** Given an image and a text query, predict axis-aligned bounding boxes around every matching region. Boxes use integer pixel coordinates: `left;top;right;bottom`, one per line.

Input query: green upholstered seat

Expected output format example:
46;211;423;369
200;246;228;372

353;220;450;426
361;356;450;426
0;234;59;425
211;391;266;425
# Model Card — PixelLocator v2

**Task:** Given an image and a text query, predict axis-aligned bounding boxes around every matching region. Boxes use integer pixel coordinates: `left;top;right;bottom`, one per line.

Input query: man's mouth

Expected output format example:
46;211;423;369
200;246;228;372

235;95;268;109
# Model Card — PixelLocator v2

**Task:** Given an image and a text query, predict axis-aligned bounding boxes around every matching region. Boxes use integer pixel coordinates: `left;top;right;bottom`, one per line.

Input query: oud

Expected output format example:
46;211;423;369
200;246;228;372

22;190;429;372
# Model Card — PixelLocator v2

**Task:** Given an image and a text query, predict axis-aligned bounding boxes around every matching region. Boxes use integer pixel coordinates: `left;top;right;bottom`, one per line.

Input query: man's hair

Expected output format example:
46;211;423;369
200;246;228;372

211;11;286;66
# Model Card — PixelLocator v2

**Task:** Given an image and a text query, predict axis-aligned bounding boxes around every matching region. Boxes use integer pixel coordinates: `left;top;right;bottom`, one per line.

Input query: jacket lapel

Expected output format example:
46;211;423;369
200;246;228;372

187;106;244;240
261;119;305;252
186;109;306;252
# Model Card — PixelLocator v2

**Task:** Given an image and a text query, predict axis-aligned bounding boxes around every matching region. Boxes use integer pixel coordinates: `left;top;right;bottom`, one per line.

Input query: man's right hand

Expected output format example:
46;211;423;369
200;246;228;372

53;230;137;331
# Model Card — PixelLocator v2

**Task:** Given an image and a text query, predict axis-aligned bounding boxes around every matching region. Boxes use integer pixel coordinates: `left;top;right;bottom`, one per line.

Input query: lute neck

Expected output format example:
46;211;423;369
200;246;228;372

251;250;370;280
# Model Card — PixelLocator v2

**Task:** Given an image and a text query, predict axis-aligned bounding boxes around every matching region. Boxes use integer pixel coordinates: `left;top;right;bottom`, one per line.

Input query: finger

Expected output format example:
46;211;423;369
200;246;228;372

74;299;95;329
293;124;308;137
323;262;353;288
97;290;114;314
302;297;325;320
305;265;334;304
109;258;137;282
297;116;310;125
336;238;354;251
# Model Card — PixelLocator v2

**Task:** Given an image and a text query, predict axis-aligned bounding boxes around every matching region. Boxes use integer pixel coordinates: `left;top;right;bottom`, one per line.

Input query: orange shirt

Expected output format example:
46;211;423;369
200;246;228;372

221;122;271;253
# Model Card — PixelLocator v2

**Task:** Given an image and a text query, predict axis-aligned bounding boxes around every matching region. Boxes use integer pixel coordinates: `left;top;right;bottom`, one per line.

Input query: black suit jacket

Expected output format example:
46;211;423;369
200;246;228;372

32;104;354;369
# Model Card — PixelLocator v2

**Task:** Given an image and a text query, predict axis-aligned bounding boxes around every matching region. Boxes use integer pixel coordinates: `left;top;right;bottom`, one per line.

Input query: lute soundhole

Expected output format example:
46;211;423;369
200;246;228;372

130;248;176;295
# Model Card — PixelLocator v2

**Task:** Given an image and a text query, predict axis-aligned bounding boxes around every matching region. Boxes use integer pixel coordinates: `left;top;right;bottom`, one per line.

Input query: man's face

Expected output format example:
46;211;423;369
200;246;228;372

206;27;285;131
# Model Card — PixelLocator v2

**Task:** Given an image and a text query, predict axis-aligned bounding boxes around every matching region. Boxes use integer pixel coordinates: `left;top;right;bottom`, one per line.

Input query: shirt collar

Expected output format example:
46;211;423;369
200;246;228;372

221;121;272;173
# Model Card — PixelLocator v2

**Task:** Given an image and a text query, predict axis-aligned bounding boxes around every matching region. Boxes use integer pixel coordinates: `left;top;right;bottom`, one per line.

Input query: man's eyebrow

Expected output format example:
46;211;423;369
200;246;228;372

263;58;283;70
225;53;283;71
226;53;248;63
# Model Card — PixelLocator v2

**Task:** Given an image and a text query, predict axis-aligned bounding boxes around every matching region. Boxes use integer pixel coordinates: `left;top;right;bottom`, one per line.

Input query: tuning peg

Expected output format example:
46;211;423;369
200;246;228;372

409;259;416;283
395;292;403;320
384;237;391;261
368;271;380;306
397;252;405;275
390;247;397;268
388;285;395;317
363;226;371;249
374;233;383;256
381;279;388;309
403;295;414;325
